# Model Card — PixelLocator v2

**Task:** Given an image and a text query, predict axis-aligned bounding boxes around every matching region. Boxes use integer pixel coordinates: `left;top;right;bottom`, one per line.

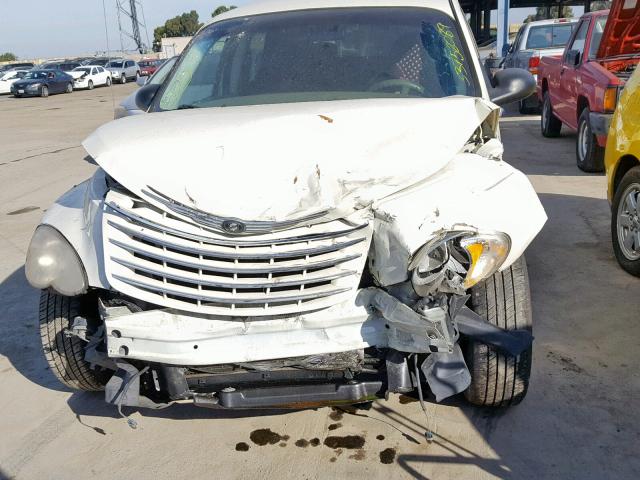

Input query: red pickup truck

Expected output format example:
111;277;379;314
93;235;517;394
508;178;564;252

537;1;640;172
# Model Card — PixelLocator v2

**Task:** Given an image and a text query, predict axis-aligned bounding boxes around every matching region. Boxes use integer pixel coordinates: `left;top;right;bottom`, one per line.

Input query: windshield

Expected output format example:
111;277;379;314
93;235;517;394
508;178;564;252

158;7;477;110
24;71;48;79
108;61;124;68
526;23;576;49
74;67;91;73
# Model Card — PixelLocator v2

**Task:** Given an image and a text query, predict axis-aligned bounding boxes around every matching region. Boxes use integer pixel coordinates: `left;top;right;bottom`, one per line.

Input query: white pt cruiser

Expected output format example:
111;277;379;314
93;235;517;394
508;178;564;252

27;0;546;414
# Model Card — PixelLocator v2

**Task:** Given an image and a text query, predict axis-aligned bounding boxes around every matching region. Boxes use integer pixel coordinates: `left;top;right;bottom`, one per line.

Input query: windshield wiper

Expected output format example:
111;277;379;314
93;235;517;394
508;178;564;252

177;104;199;110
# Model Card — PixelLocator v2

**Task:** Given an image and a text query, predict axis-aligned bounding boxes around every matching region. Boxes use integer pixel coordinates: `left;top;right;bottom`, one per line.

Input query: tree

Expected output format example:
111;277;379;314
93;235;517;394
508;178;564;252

591;1;611;11
0;52;17;62
153;10;203;52
524;6;574;23
212;5;236;17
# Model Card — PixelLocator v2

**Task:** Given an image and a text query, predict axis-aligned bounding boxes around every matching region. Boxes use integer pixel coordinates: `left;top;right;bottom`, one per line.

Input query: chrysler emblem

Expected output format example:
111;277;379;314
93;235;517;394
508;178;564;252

222;220;246;234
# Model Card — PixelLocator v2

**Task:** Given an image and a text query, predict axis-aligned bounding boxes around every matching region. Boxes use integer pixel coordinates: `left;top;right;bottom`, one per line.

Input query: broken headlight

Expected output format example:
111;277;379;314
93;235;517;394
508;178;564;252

25;225;88;296
459;232;510;288
409;231;511;293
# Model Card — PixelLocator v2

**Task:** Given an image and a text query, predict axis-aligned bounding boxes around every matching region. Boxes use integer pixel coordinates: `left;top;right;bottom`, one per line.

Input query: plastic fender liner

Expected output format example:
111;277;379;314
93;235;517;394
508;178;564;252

421;344;471;402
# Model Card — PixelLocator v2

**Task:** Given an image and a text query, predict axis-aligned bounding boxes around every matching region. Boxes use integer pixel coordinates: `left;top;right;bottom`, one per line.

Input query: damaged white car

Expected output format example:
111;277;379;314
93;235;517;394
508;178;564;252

27;0;546;416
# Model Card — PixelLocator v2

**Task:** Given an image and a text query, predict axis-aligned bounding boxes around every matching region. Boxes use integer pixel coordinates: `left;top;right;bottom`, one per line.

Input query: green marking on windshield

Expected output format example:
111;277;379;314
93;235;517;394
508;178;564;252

436;22;471;86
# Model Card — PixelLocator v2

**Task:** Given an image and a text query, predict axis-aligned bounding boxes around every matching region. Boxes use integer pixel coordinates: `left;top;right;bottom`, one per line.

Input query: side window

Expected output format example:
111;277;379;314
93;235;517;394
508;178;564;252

568;20;589;57
511;27;524;53
127;61;134;68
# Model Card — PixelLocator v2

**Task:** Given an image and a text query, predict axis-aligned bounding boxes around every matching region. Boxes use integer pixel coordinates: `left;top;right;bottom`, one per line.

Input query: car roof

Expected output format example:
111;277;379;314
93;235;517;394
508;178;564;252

524;18;579;27
208;0;453;26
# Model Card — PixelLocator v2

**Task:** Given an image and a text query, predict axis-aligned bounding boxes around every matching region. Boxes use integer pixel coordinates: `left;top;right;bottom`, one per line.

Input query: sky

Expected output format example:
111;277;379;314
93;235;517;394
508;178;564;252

0;1;580;60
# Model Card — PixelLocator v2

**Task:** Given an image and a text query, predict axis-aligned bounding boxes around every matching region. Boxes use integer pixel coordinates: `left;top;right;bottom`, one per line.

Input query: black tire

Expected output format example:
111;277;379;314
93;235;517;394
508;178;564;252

518;100;529;115
106;76;111;86
576;108;605;172
88;80;94;90
120;74;126;84
541;92;562;137
40;86;48;98
66;83;73;93
464;256;533;407
39;291;110;391
611;166;640;276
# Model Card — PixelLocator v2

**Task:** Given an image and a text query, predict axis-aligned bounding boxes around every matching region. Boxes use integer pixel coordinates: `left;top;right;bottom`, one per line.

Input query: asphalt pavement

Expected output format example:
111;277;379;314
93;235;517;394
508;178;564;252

0;86;638;480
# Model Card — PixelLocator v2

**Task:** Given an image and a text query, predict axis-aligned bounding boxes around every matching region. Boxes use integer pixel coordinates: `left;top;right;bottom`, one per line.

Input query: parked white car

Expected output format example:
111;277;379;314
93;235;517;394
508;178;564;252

0;69;29;94
70;65;112;90
26;0;546;415
106;59;140;84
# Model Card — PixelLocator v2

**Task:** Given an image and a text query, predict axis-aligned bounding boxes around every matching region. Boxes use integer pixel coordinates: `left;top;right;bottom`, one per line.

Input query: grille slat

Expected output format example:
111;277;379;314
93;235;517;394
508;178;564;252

112;274;351;304
107;218;366;259
112;256;355;288
103;190;371;316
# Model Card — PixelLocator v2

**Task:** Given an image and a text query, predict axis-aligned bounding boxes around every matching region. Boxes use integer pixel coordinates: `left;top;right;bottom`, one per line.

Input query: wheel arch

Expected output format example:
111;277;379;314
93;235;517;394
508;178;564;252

612;155;640;196
541;78;549;94
577;95;590;122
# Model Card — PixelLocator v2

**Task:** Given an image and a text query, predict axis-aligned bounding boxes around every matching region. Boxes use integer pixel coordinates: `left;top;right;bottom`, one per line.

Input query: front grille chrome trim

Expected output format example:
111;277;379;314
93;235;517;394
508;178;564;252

144;186;329;235
105;201;367;247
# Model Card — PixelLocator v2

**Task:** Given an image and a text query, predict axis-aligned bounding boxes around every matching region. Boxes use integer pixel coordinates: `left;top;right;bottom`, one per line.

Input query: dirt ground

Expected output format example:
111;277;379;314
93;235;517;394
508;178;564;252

0;86;638;480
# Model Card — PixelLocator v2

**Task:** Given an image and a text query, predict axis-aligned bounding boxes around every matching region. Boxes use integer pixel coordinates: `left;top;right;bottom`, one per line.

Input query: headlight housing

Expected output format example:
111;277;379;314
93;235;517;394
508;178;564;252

25;225;88;296
410;230;511;292
27;83;41;90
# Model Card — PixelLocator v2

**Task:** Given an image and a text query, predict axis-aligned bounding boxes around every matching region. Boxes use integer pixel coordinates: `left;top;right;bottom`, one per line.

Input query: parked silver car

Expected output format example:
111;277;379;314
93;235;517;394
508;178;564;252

106;59;140;84
503;18;578;113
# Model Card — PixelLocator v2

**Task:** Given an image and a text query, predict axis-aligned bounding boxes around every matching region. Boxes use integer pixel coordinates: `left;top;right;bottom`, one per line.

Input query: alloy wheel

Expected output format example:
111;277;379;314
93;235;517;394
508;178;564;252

617;184;640;260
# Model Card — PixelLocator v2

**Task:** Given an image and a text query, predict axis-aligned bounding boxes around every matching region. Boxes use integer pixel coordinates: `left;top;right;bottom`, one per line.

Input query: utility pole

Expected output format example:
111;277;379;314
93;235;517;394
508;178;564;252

115;0;150;53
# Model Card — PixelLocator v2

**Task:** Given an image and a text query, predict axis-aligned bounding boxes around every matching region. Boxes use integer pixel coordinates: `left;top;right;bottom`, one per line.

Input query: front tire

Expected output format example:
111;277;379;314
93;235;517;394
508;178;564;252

541;92;562;137
464;256;533;407
106;77;112;86
65;83;73;93
120;74;126;84
88;80;94;90
40;86;49;98
39;291;110;391
611;166;640;276
576;108;605;172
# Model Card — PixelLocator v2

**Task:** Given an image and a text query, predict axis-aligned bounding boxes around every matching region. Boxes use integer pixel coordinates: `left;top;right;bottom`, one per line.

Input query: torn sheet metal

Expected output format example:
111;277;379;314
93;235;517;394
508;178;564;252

83;97;498;223
421;344;471;402
369;153;547;285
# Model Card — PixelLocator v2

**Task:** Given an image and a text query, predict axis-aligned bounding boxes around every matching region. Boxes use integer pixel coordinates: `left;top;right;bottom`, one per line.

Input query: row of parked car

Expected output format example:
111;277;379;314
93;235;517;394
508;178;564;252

489;2;640;275
0;57;166;98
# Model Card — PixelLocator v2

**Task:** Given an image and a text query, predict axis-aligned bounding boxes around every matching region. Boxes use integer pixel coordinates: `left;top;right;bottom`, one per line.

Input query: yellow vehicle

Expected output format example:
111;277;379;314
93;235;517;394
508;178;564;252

606;65;640;276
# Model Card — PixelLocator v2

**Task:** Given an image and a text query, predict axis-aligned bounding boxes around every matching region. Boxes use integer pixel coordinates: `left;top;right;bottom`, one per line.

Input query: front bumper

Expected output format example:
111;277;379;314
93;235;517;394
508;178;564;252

589;111;613;137
104;297;385;365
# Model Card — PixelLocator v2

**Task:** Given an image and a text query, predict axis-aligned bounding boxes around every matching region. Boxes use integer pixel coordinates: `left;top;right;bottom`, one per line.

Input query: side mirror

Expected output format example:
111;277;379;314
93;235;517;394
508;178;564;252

135;83;161;111
488;68;536;106
566;49;581;66
136;75;147;87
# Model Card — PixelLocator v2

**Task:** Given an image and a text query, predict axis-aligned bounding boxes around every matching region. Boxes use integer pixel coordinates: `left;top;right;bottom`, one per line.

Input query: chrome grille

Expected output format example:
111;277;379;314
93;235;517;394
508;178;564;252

102;190;371;316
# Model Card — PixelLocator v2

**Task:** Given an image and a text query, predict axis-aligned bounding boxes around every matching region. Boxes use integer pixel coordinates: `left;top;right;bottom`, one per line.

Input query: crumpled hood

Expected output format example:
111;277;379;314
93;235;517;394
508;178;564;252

84;97;497;221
